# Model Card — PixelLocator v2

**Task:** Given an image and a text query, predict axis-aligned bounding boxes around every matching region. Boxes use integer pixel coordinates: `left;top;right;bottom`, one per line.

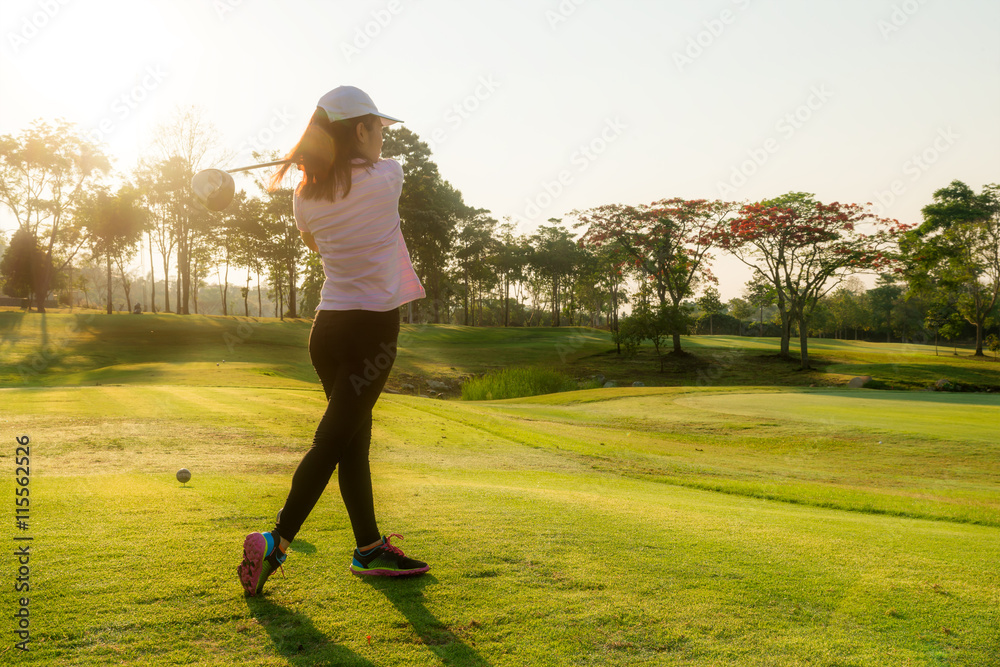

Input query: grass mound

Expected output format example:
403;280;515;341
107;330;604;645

461;366;585;400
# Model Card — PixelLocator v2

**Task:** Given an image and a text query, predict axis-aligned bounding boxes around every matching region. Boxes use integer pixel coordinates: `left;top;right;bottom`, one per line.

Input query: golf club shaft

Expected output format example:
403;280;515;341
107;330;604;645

227;159;292;174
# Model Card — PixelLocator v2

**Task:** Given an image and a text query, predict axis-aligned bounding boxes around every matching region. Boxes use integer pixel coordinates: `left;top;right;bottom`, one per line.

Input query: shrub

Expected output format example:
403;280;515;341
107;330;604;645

461;366;579;400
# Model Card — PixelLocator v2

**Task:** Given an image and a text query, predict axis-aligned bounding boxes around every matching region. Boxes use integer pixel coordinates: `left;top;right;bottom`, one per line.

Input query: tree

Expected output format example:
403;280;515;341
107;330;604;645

744;273;776;338
454;210;498;326
986;333;1000;360
716;193;909;369
299;252;325;316
0;119;111;311
728;297;754;335
144;107;224;314
902;181;1000;356
228;194;269;317
0;228;48;306
77;186;147;314
578;199;732;353
256;174;302;319
866;277;903;343
491;221;528;327
697;286;724;335
529;220;579;327
827;277;866;339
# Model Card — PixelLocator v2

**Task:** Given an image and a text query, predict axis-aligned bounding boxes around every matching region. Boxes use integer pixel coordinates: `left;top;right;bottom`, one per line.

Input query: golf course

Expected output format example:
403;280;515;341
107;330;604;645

2;311;998;666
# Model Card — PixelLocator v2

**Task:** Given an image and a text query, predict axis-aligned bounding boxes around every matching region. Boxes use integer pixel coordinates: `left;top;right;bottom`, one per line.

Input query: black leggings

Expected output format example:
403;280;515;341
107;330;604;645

275;308;399;547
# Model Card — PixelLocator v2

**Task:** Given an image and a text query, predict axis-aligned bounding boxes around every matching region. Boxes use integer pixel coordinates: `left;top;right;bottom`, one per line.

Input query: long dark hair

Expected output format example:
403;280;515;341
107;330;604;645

268;108;379;201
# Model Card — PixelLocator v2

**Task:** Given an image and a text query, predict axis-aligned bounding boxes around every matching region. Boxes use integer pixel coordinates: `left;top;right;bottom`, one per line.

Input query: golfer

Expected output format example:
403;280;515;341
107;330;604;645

238;86;428;597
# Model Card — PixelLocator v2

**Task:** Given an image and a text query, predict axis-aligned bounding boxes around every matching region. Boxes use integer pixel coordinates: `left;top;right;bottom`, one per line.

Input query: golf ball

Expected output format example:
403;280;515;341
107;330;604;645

176;468;192;484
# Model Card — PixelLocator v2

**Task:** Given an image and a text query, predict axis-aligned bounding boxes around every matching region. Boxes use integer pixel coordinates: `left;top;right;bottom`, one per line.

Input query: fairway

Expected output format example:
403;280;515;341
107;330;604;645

1;316;999;665
676;389;1000;443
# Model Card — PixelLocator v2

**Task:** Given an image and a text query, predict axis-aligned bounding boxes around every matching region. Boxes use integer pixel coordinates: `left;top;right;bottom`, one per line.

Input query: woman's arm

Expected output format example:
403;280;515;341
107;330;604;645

300;230;319;252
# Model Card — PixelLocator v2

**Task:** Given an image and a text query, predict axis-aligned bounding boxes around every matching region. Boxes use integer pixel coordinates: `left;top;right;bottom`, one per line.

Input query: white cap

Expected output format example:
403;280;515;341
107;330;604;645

316;86;403;126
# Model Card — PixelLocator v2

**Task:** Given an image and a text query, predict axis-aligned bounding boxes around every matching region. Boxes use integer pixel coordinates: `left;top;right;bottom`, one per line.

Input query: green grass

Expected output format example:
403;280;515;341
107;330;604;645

461;366;592;400
1;311;999;665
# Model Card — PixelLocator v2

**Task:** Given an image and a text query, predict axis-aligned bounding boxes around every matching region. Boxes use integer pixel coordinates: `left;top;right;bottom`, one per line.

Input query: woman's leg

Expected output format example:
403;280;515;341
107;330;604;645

276;309;399;545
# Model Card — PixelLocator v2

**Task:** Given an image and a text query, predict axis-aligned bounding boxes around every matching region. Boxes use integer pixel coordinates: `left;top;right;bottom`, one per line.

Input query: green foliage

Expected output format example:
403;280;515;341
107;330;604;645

298;252;324;315
461;366;579;400
986;333;1000;359
0;228;47;300
615;312;645;356
903;180;1000;355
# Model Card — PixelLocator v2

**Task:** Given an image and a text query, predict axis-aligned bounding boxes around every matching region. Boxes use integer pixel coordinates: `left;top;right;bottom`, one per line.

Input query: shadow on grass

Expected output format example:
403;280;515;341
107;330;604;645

0;310;26;333
246;596;377;667
361;573;491;666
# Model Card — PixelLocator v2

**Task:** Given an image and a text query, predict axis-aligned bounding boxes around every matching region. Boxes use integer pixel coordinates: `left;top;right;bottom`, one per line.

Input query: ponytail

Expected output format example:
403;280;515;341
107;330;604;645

269;109;378;202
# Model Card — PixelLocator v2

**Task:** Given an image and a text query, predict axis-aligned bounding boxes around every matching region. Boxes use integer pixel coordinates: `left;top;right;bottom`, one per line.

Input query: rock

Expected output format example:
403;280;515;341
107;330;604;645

632;381;645;387
848;375;873;388
934;378;952;390
594;374;606;385
603;381;617;388
427;380;450;391
401;383;415;391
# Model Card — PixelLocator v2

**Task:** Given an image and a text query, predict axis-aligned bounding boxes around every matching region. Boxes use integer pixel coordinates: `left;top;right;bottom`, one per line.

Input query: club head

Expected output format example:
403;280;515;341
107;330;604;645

191;168;236;211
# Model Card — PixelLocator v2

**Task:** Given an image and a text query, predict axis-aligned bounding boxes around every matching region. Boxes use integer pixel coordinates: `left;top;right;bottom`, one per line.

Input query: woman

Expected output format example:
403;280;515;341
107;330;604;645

238;86;429;597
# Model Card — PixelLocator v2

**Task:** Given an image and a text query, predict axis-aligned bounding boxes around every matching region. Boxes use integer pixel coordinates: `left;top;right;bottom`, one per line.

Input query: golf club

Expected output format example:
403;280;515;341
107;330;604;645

190;159;292;212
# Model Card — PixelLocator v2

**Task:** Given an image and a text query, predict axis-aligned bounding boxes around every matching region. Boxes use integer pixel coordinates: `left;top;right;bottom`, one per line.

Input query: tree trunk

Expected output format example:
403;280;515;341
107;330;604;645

552;275;560;326
220;263;229;317
779;308;791;356
180;236;190;315
192;257;199;315
106;255;113;315
798;313;810;369
148;238;156;313
672;332;682;353
117;260;133;313
463;268;469;326
175;250;181;315
33;251;50;313
504;273;509;327
162;252;171;313
974;322;984;356
287;269;297;319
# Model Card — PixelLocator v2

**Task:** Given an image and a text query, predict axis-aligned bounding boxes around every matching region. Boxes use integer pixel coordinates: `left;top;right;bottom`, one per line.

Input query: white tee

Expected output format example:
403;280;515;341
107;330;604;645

293;158;426;311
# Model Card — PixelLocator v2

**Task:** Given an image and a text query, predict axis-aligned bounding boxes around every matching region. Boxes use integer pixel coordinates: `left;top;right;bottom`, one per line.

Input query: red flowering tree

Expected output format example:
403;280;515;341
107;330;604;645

715;193;910;369
576;199;734;354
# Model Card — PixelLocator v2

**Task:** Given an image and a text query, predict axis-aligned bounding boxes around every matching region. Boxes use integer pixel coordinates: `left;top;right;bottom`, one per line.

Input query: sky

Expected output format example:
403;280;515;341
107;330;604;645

1;0;998;300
